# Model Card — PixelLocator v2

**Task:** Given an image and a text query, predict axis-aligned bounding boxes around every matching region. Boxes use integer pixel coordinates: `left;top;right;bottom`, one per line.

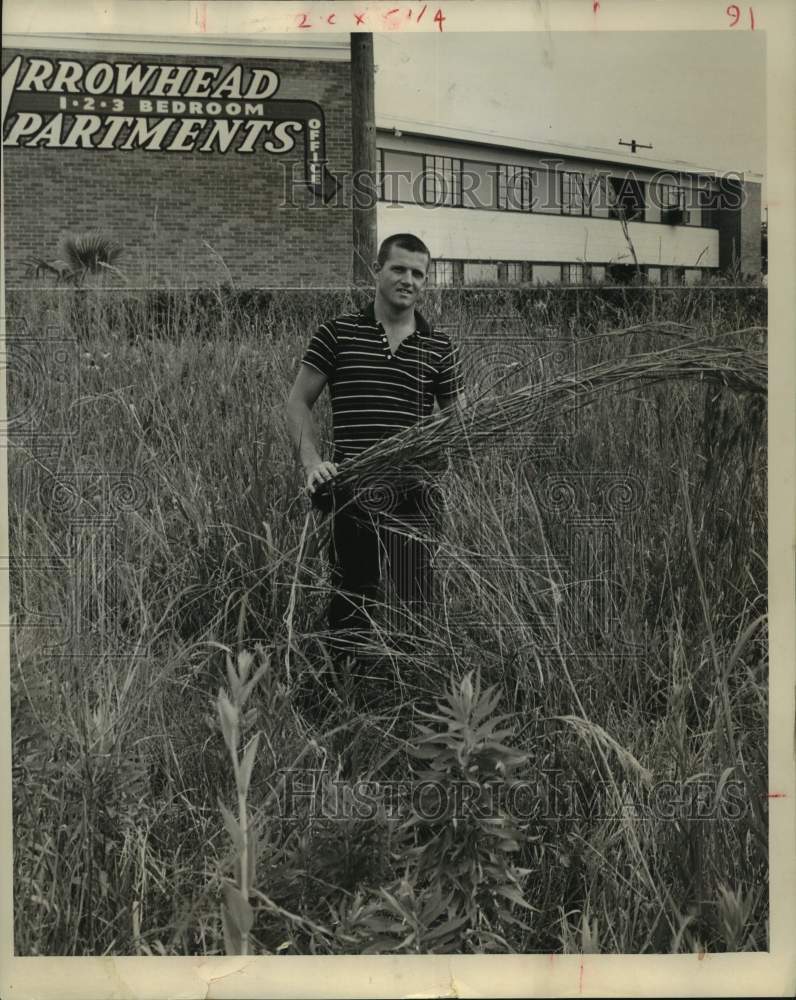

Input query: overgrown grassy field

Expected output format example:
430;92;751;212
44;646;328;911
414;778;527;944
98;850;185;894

7;282;768;955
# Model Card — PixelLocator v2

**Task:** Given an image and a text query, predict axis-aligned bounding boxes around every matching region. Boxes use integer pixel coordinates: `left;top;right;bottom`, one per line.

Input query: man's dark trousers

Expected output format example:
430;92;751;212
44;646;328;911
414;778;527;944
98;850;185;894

328;479;437;645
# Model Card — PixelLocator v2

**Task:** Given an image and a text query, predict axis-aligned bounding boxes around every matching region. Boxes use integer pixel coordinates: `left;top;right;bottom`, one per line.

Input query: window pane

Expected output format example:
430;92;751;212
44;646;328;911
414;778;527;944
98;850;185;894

609;176;645;222
462;161;496;209
658;183;692;225
534;168;559;214
425;155;463;206
698;185;720;227
684;180;700;226
588;175;611;217
684;268;702;286
464;262;499;284
497;165;531;211
562;172;586;215
429;260;454;287
563;263;584;284
499;261;525;283
382;151;423;203
534;264;562;284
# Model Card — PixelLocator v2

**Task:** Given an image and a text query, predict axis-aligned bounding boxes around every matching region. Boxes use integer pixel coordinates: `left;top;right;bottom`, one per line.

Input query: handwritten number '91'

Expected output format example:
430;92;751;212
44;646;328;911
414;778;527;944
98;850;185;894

727;5;755;28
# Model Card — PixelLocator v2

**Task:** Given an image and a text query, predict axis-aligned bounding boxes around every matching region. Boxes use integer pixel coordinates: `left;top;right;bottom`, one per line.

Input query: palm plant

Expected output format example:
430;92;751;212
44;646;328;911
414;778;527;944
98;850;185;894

25;232;125;285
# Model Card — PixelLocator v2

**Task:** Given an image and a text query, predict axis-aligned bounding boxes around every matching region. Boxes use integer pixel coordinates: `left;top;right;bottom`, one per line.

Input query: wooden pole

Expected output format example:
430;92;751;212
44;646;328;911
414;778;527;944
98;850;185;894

350;33;377;285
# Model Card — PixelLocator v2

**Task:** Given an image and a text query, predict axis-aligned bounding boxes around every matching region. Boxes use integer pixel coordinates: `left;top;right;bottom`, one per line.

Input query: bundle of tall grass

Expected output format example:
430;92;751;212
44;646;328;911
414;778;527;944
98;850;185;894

315;333;766;508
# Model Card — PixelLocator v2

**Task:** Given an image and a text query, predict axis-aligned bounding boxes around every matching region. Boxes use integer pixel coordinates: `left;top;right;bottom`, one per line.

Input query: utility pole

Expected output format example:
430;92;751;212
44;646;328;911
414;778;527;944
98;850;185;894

350;33;377;285
618;138;653;154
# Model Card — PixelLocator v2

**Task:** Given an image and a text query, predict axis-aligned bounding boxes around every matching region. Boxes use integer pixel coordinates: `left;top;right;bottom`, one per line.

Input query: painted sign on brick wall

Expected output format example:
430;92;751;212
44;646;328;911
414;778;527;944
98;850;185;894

1;54;340;201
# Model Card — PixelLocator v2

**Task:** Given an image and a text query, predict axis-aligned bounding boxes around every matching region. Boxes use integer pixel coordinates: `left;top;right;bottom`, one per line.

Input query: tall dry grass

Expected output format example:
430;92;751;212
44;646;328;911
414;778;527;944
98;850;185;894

7;282;767;955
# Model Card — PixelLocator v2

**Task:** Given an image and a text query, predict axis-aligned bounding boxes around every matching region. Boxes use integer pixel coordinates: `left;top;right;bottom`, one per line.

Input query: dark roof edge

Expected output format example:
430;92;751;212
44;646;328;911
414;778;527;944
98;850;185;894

375;125;761;182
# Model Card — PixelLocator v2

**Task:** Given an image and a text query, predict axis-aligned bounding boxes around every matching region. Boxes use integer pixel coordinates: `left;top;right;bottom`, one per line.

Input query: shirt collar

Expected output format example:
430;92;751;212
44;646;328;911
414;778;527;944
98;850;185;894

363;301;431;337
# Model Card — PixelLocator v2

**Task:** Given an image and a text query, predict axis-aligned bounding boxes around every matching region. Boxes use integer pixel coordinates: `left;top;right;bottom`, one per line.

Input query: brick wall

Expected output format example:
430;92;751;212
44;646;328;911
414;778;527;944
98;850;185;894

2;48;353;287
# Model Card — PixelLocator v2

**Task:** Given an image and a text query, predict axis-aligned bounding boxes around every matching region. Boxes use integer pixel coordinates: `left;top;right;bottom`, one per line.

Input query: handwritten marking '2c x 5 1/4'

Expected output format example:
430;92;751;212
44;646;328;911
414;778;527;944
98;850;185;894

295;6;445;31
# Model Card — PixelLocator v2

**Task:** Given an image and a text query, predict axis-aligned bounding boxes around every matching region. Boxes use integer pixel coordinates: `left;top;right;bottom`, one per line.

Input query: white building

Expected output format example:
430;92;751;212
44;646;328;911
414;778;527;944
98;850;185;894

376;119;763;286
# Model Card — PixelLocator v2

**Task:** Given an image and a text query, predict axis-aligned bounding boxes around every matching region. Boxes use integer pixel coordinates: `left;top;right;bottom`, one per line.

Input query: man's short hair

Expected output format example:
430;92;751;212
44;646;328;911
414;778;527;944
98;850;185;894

377;233;432;267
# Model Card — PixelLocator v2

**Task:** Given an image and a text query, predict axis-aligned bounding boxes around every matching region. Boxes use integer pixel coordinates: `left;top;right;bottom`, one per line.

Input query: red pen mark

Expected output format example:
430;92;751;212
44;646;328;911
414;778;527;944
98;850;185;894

579;958;584;993
194;1;207;32
767;792;786;798
593;0;600;12
727;4;755;28
384;7;401;30
697;948;706;961
283;3;445;31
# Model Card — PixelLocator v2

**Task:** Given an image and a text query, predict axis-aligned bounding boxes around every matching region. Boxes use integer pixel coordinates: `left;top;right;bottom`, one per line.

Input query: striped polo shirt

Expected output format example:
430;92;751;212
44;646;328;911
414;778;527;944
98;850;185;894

301;302;463;462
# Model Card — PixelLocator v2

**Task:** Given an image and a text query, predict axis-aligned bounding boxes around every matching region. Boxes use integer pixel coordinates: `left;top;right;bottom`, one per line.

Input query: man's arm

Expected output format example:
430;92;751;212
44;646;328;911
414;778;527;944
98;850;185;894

285;363;338;493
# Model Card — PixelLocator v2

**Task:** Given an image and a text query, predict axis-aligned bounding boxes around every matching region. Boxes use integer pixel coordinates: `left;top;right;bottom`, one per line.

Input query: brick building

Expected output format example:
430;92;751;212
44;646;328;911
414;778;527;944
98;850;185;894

2;34;762;288
2;34;354;287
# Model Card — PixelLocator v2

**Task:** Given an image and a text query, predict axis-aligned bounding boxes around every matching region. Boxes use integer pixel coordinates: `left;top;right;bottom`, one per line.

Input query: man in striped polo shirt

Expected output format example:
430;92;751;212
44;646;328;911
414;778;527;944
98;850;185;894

286;233;463;650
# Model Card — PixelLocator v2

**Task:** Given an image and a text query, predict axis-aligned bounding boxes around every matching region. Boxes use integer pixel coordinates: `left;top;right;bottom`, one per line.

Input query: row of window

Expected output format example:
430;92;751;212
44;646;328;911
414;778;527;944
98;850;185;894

426;260;709;287
379;150;719;227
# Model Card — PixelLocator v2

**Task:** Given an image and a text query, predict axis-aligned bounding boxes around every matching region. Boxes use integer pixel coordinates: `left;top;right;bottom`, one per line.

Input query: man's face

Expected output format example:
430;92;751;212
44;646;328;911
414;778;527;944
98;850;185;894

374;246;429;310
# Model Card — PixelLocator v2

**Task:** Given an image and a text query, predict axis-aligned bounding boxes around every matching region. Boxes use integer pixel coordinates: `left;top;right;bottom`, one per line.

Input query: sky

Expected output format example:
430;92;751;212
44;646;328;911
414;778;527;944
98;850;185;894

373;31;766;183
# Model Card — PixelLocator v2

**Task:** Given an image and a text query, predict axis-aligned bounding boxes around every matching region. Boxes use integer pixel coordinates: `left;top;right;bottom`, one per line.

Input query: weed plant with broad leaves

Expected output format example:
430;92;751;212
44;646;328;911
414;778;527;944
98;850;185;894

215;647;270;955
400;671;536;951
310;673;535;954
